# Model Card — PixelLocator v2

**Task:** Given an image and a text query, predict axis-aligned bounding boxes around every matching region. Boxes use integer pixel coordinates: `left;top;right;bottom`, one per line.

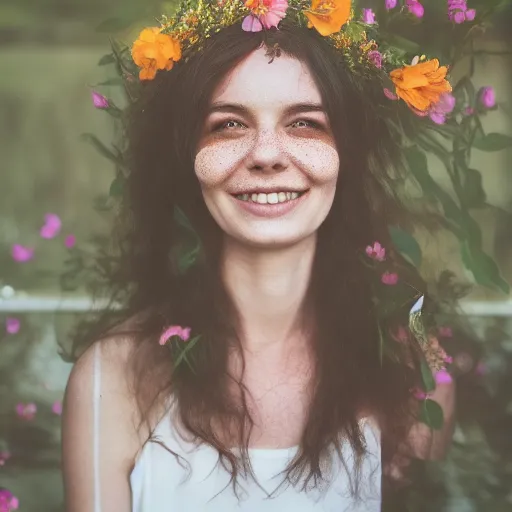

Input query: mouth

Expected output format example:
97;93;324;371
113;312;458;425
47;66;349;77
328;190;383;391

231;190;309;205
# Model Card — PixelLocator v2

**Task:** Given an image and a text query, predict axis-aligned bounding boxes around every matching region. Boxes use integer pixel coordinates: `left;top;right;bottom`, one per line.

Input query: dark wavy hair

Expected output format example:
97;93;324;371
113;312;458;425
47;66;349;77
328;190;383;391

73;20;430;503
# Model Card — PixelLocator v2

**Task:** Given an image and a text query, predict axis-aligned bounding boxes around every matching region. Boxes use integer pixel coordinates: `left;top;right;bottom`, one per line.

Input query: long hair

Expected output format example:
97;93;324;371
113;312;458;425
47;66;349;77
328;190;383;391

72;20;428;502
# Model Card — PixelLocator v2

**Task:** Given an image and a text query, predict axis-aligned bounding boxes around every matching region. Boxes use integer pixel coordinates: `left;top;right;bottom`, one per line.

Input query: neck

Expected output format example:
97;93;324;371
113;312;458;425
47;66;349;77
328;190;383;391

221;235;316;356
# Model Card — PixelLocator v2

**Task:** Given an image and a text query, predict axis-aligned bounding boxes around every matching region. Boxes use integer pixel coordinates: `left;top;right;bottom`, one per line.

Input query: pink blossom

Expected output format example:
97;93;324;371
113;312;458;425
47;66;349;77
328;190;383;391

6;317;20;335
64;234;76;248
429;92;456;124
384;88;398;101
0;489;19;511
159;325;192;346
435;369;453;384
91;91;109;109
386;0;397;9
479;86;496;109
40;213;62;239
444;355;453;364
439;326;453;337
406;0;424;18
381;272;398;285
242;0;288;32
464;106;475;116
367;50;383;69
365;241;386;261
52;400;63;415
465;8;476;20
16;402;37;421
362;8;376;24
11;244;34;262
412;388;428;400
0;451;11;466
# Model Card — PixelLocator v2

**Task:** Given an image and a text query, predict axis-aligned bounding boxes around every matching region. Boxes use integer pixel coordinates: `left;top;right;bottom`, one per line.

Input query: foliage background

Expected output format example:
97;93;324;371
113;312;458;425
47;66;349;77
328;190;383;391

0;0;511;510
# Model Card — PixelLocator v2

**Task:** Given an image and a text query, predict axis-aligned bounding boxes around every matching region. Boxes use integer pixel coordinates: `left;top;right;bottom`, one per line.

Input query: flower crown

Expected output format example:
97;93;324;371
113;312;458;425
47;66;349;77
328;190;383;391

131;0;452;115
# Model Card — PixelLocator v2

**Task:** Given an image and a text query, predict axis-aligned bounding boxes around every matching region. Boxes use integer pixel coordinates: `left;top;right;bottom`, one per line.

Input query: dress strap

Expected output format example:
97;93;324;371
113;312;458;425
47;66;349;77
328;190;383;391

93;342;102;512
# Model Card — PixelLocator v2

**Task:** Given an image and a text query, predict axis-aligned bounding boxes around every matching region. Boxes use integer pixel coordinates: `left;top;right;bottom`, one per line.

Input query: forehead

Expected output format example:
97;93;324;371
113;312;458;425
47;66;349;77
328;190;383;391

211;46;322;107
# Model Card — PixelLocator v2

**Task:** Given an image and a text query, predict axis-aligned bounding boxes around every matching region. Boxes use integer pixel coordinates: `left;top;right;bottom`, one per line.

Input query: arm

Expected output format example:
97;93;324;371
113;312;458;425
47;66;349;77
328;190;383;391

62;339;143;512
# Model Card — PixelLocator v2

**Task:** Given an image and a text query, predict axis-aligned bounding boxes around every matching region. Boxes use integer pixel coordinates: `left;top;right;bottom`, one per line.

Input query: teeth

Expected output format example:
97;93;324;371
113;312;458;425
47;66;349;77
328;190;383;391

236;191;304;204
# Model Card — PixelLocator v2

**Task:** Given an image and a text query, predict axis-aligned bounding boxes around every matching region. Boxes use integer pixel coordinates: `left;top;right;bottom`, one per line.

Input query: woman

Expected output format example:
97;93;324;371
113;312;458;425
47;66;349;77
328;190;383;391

62;5;455;511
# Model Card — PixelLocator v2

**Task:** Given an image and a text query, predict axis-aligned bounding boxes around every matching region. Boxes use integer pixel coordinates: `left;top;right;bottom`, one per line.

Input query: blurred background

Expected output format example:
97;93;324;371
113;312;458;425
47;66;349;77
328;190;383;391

0;0;511;510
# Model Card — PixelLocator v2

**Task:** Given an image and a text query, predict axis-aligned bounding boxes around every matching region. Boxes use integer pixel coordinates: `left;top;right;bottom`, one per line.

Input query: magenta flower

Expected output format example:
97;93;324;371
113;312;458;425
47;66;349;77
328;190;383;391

412;388;428;400
435;369;453;384
16;402;37;421
159;325;192;346
464;106;475;116
479;86;496;108
406;0;424;17
384;87;398;101
448;0;476;23
0;451;11;466
362;8;376;24
40;213;62;239
11;244;34;262
429;92;456;124
52;400;63;415
242;0;289;32
465;8;476;20
367;50;383;69
439;326;453;337
366;241;386;261
6;317;20;335
91;91;109;109
64;234;76;249
0;489;19;511
385;0;397;9
381;271;398;285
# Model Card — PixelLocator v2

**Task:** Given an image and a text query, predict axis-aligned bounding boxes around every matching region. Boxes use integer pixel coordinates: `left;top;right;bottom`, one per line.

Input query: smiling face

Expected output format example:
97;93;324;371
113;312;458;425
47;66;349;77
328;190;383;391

194;46;340;249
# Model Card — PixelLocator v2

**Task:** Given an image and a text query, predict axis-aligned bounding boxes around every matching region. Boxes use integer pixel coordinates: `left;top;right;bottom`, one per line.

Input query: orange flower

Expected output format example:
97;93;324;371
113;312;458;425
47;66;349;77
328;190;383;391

303;0;351;37
390;59;452;113
132;27;182;81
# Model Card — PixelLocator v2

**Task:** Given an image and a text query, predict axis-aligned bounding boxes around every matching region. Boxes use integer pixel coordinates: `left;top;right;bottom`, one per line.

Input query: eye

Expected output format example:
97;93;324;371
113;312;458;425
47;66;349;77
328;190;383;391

212;119;246;131
290;119;322;130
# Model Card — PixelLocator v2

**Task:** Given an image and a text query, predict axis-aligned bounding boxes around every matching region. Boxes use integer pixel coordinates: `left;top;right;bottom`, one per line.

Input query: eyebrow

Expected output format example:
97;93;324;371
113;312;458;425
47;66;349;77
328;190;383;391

207;101;327;117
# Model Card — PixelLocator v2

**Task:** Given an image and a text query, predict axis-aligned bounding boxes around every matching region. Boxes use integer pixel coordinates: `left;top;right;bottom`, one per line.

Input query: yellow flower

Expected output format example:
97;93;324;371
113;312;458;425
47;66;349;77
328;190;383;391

303;0;351;37
390;58;452;113
132;27;182;81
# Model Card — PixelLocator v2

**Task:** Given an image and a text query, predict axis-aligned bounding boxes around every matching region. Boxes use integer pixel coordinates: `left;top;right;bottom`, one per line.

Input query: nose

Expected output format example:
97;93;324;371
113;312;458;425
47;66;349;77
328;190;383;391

245;129;290;173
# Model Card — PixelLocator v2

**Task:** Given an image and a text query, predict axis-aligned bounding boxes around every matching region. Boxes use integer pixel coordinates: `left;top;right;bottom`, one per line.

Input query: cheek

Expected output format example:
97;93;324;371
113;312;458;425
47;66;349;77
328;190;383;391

194;140;249;188
288;139;339;183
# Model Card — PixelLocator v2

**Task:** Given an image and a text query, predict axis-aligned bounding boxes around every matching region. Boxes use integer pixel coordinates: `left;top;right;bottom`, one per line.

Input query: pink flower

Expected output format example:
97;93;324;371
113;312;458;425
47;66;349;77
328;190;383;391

465;8;476;20
384;88;398;101
40;213;62;239
464;106;475;116
11;244;34;262
64;234;76;248
439;326;453;337
242;0;289;32
362;8;376;24
435;369;453;384
444;355;453;364
16;402;37;421
365;241;386;261
479;86;496;109
0;489;19;511
367;50;383;69
6;318;20;335
0;451;11;466
386;0;397;9
412;388;428;400
52;400;63;415
429;92;456;124
406;0;424;17
381;271;398;285
91;91;109;109
159;325;192;346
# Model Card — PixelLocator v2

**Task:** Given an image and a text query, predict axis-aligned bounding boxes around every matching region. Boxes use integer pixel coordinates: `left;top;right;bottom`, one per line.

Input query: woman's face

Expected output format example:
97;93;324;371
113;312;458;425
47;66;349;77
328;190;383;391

195;46;339;249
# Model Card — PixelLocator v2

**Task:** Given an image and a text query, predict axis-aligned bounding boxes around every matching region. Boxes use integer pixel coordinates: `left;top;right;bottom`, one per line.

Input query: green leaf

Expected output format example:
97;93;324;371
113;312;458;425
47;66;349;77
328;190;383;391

473;133;512;152
389;225;422;268
420;360;436;393
109;177;124;197
98;54;116;66
384;33;421;54
462;168;486;208
419;399;444;430
460;241;510;294
81;133;120;164
95;77;125;87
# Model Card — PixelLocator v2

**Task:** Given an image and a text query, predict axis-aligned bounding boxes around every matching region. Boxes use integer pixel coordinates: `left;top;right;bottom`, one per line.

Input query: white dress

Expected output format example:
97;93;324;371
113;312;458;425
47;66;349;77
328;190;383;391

93;344;382;512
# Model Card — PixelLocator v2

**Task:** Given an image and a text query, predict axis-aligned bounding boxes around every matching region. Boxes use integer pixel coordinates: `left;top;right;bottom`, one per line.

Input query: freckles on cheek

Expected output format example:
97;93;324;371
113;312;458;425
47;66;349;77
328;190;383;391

194;140;249;187
288;139;339;181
